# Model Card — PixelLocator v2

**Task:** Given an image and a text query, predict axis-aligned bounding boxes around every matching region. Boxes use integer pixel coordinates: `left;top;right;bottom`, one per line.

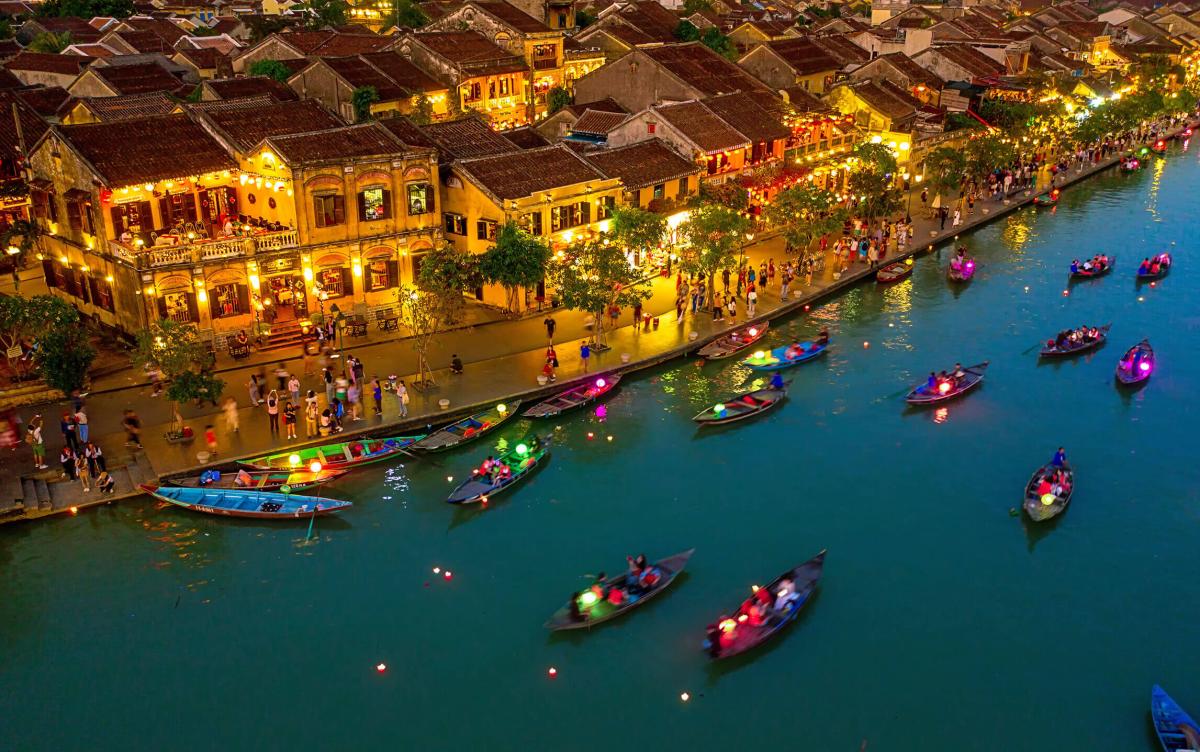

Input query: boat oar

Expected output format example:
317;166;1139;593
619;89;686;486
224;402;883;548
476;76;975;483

1021;342;1043;355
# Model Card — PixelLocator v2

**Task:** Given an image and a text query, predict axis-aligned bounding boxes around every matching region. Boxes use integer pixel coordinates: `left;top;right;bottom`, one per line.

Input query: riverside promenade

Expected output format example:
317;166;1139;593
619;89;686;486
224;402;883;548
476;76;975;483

1;120;1188;524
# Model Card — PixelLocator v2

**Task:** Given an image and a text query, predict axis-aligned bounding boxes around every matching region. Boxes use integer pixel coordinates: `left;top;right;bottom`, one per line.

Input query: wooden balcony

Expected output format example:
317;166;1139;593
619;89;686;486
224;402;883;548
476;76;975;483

110;228;300;269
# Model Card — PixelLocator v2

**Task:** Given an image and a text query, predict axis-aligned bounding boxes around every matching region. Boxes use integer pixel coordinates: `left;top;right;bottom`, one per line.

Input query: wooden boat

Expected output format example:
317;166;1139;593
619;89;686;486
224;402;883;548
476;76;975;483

697;321;770;359
523;375;620;418
446;437;549;504
876;260;913;284
1119;157;1144;173
545;549;695;631
1116;339;1154;385
1149;139;1168;155
411;401;520;452
1032;191;1059;206
1038;324;1111;359
693;382;789;425
704;550;825;660
163;467;347;491
905;362;989;405
141;483;352;519
1151;685;1200;752
947;257;976;282
1022;461;1074;522
241;436;421;470
1137;253;1172;280
1070;256;1115;279
742;341;828;371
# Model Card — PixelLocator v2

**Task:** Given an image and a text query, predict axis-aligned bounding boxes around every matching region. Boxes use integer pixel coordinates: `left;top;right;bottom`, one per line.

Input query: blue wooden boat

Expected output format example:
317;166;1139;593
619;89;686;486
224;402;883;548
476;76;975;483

446;437;550;504
140;484;352;519
703;550;825;660
906;362;988;405
1137;253;1171;281
1151;685;1200;752
742;341;828;371
411;401;521;452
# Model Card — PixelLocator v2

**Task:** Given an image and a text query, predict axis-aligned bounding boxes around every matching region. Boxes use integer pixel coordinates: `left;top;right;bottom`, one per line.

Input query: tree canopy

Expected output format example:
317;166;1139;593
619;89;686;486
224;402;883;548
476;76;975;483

352;85;379;122
549;238;650;347
679;204;751;304
38;0;133;18
609;206;666;265
248;59;294;83
478;223;551;313
922;146;967;197
765;183;846;257
401;244;481;384
847;142;900;221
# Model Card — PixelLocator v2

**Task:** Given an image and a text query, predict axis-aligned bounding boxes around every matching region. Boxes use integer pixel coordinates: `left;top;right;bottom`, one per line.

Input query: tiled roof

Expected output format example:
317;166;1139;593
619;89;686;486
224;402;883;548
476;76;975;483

642;43;769;97
185;93;276;113
583;140;699;189
811;33;871;66
654;100;750;154
563;97;626;117
89;61;186;96
359;51;444;93
780;85;832;113
472;1;552;33
703;91;789;142
877;52;945;89
312;32;394;56
1056;20;1110;39
174;47;227;70
273;30;341;53
457;144;607;200
29;16;102;43
571;108;627;135
264;122;411;165
56;114;236;188
15;85;72;116
409;30;527;75
0;66;20;90
201;98;343;151
6;51;90;75
609;0;679;41
845;79;919;122
0;38;20;59
121;17;188;45
927;43;1005;78
65;42;120;58
77;91;177;120
376;116;438;149
0;91;48;161
107;29;173;54
420;115;518;159
500;125;549;149
204;75;299;101
760;37;839;75
321;52;443;100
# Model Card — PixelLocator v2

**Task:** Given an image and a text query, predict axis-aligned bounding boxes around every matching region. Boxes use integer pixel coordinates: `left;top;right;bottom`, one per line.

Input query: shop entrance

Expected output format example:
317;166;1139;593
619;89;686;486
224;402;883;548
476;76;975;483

262;273;307;323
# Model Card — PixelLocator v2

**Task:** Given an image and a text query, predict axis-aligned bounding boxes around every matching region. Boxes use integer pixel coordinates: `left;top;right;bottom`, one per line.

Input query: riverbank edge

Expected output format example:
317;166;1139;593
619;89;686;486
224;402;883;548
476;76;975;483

10;122;1189;525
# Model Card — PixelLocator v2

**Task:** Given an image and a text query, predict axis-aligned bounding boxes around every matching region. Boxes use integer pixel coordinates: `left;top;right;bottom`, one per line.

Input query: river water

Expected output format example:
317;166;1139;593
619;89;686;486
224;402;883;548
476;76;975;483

3;145;1199;751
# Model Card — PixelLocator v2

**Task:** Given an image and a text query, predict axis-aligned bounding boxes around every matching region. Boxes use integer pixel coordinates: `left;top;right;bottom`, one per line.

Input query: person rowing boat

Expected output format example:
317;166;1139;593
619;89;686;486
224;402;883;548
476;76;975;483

769;371;785;390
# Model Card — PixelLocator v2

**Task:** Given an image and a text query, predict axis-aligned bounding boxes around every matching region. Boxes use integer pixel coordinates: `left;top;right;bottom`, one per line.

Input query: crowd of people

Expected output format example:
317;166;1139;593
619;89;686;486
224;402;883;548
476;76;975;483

1071;254;1112;275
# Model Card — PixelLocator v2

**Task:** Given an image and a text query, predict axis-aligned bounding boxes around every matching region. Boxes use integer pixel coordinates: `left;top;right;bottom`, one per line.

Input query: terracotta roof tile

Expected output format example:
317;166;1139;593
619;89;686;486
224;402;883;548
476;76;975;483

703;91;789;142
780;85;833;113
29;17;102;43
472;1;552;33
77;91;177;120
204;75;299;101
758;37;839;75
320;52;443;100
642;43;769;97
500;124;549;149
89;61;186;95
57;114;236;188
570;108;627;135
121;17;188;45
0;66;20;90
810;33;871;66
200;98;343;151
107;29;173;54
6;51;90;75
563;97;626;117
174;46;228;70
927;43;1004;78
14;85;72;116
584;140;699;189
0;90;48;161
408;30;527;74
654;100;749;154
264;122;411;165
419;115;518;159
376;116;438;149
877;51;945;89
457;144;607;200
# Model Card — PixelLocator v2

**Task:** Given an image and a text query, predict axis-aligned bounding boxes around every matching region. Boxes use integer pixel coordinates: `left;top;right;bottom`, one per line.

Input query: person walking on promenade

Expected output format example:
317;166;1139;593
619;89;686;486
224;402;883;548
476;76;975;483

122;410;142;449
544;315;556;343
283;401;297;440
722;267;731;294
266;391;280;435
274;362;288;392
371;377;382;415
450;354;463;375
60;412;78;453
347;382;362;422
74;407;88;444
632;301;642;331
205;424;220;456
675;293;685;322
351;356;365;386
248;374;262;406
396;380;409;418
288;374;301;406
322;367;335;406
305;395;319;437
747;285;757;317
780;269;791;301
27;418;46;470
726;292;736;320
580;341;591;372
221;396;239;433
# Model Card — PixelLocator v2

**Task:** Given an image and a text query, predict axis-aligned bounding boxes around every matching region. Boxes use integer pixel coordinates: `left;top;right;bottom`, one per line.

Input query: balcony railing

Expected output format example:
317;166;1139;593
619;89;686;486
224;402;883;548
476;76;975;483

110;228;299;269
533;58;558;70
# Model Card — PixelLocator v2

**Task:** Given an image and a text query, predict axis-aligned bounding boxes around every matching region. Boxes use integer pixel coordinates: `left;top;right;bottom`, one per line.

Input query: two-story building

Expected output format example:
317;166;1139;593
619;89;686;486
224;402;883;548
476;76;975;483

397;31;531;128
287;52;452;123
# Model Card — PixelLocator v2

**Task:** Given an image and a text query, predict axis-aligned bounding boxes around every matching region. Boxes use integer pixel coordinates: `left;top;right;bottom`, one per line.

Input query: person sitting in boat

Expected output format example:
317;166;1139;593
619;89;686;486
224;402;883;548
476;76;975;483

1081;259;1094;272
478;455;495;476
950;255;962;271
1052;447;1067;468
769;371;785;390
953;363;965;380
1070;259;1080;274
925;372;937;391
784;343;804;360
1035;475;1054;499
590;573;609;602
774;578;801;612
1139;258;1151;274
814;328;830;347
1150;259;1161;275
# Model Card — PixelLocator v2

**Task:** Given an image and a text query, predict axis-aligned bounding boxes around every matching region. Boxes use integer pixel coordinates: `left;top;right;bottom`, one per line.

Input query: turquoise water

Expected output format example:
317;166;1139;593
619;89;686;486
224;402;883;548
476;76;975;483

4;147;1200;751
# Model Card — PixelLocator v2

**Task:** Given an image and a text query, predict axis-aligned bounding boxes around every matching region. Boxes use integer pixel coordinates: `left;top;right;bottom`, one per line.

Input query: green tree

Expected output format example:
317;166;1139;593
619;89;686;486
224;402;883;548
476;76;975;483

131;319;219;418
394;0;428;27
38;326;95;395
478;222;550;314
847;141;900;222
575;7;595;27
0;294;83;382
547;85;572;114
298;0;347;28
399;244;480;385
674;19;700;42
679;204;751;307
409;93;434;125
352;85;380;122
681;0;712;13
765;183;845;258
0;19;13;40
922;146;967;198
609;205;666;266
699;27;736;60
248;59;294;83
0;219;42;295
549;238;651;348
27;31;71;53
245;15;290;43
964;132;1017;182
37;0;133;17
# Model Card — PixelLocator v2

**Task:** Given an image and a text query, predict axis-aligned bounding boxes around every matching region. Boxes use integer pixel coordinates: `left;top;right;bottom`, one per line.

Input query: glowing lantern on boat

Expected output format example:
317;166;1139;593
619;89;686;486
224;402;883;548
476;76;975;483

905;258;913;266
719;618;737;632
595;378;605;388
714;403;726;414
1040;493;1056;506
288;453;301;466
515;443;528;456
496;403;507;414
753;351;765;360
748;327;758;336
579;591;599;607
1139;361;1151;372
310;461;322;474
938;382;952;394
